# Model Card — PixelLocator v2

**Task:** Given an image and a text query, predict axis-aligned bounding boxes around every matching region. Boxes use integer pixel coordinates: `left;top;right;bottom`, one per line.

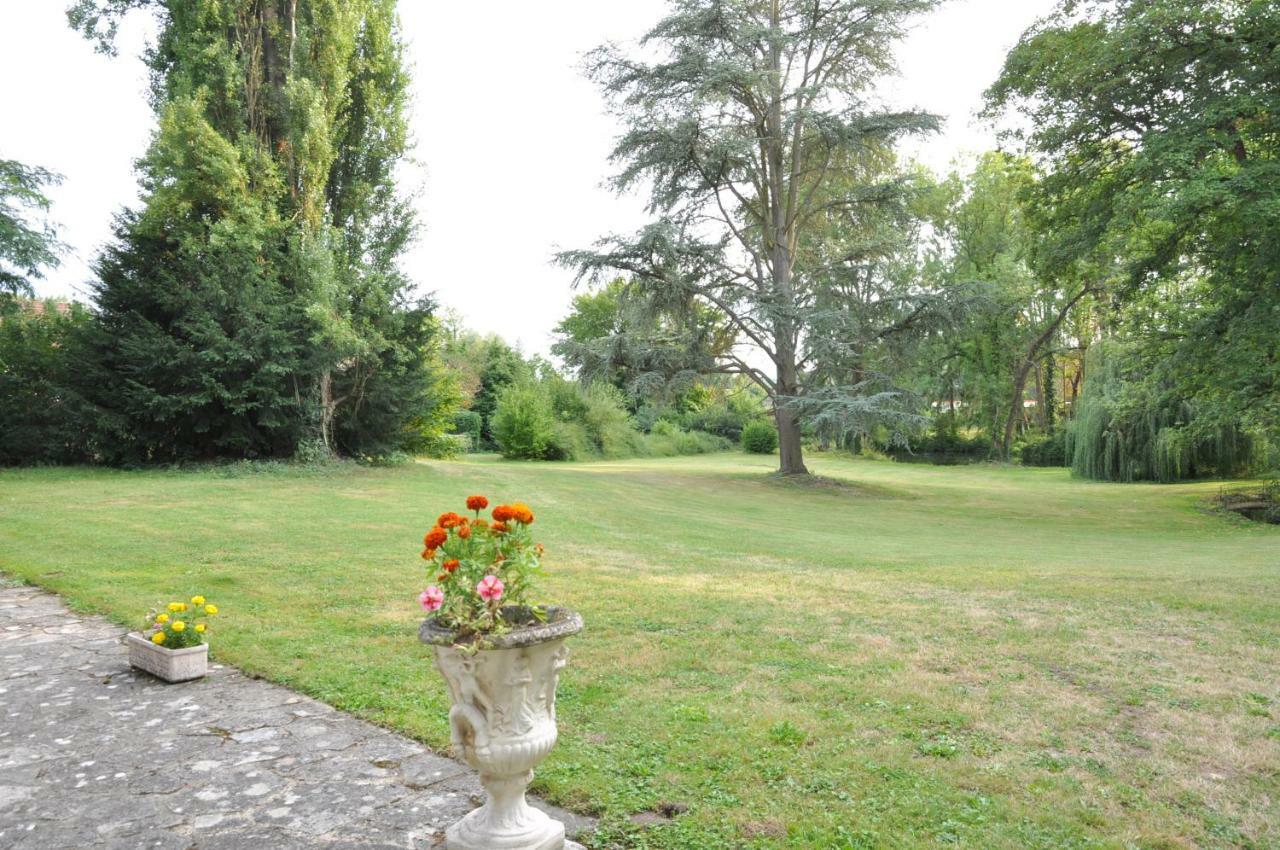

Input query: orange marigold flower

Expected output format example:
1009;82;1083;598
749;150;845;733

534;543;545;556
457;524;471;539
422;548;436;560
466;495;489;511
472;518;488;530
443;559;460;573
437;512;465;529
511;502;534;524
491;504;515;523
424;527;448;550
490;521;508;534
437;572;449;581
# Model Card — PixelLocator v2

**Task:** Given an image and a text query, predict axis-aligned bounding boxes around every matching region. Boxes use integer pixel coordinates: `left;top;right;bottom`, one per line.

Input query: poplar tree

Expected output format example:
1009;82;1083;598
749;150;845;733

68;0;443;461
563;0;942;475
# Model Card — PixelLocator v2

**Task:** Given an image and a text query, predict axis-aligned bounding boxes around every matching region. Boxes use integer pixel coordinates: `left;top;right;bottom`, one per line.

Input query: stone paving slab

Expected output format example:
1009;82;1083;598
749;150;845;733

0;581;593;849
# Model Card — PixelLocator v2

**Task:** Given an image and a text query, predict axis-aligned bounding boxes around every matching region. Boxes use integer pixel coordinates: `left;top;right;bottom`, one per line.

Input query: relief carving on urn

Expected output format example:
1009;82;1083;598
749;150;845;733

424;610;583;850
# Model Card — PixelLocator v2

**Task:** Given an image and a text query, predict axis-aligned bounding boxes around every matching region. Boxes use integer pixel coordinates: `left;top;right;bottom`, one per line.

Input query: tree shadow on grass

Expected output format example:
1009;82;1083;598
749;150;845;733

758;470;909;500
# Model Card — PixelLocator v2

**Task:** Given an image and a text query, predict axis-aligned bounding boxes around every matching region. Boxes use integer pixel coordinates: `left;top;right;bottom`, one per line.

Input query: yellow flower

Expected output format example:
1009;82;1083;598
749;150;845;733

194;623;206;633
155;613;169;624
171;621;186;632
204;604;218;615
167;602;188;613
191;595;205;605
151;631;166;644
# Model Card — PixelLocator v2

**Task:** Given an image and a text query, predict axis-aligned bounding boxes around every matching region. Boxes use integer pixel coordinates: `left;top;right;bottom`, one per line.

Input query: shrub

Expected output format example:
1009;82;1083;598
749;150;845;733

644;421;731;456
581;383;644;458
547;420;593;461
888;429;990;465
546;375;590;422
679;402;749;441
419;433;468;460
293;438;334;465
741;420;779;454
449;409;483;451
1020;431;1067;467
495;375;730;461
0;301;97;465
492;383;559;460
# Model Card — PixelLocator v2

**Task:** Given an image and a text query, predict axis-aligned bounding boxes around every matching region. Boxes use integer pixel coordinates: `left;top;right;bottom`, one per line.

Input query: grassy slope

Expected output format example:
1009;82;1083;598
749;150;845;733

0;454;1276;849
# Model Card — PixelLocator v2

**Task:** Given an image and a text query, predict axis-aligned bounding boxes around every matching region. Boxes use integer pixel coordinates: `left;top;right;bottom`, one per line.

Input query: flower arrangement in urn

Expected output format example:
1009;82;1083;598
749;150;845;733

418;495;549;646
418;496;585;850
126;595;220;683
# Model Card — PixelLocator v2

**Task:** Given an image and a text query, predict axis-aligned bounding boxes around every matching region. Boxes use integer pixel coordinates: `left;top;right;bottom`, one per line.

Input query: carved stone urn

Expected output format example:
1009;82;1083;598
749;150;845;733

420;607;584;850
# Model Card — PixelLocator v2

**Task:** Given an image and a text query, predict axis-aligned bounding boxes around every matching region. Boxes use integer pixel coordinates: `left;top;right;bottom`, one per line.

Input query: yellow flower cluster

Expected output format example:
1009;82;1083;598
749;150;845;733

146;594;219;648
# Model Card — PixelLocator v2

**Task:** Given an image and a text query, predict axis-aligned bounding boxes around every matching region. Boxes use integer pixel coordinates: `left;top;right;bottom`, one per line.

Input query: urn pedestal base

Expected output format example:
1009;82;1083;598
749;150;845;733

446;823;584;850
421;608;585;850
445;805;563;850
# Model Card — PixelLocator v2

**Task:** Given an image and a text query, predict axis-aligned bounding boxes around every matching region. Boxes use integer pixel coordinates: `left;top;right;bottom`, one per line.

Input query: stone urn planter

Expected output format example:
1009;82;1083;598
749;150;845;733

420;606;584;850
125;632;208;683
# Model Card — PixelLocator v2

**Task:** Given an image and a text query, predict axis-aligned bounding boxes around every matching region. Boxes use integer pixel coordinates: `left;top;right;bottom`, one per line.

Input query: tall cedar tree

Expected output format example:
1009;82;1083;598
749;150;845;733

562;0;942;475
552;278;736;406
68;0;441;462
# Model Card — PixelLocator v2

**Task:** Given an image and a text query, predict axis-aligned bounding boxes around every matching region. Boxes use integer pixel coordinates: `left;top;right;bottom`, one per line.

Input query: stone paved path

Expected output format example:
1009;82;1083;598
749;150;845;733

0;580;591;849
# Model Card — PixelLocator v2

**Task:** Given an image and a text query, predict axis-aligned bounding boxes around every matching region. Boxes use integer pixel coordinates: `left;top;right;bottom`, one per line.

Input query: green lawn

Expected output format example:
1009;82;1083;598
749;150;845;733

1;454;1277;849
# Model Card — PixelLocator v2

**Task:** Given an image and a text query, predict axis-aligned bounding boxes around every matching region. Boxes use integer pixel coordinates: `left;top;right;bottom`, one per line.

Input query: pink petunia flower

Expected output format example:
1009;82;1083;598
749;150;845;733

419;586;444;612
476;575;504;602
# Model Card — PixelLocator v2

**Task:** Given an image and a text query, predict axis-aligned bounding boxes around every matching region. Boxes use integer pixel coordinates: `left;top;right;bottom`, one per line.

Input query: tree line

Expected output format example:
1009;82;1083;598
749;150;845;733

556;0;1278;481
2;0;1276;482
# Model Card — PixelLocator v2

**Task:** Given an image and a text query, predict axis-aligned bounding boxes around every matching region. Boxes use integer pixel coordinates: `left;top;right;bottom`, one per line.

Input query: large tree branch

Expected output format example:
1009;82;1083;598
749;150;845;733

1001;284;1097;456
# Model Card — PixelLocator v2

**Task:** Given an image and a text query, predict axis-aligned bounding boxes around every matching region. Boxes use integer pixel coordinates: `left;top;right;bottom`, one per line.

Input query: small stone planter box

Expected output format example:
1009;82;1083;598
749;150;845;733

125;632;208;682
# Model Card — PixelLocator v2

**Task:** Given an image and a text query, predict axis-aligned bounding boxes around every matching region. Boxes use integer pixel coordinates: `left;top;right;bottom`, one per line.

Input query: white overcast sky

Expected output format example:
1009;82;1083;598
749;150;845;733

0;0;1056;357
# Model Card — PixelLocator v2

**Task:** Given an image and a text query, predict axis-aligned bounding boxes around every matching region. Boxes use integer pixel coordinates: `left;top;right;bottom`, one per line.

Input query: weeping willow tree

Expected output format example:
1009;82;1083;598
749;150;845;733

1067;342;1256;483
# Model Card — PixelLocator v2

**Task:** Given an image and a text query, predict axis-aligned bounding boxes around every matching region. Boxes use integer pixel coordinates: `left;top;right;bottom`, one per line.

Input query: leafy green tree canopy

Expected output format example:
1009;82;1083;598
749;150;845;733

987;0;1280;436
0;160;64;298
